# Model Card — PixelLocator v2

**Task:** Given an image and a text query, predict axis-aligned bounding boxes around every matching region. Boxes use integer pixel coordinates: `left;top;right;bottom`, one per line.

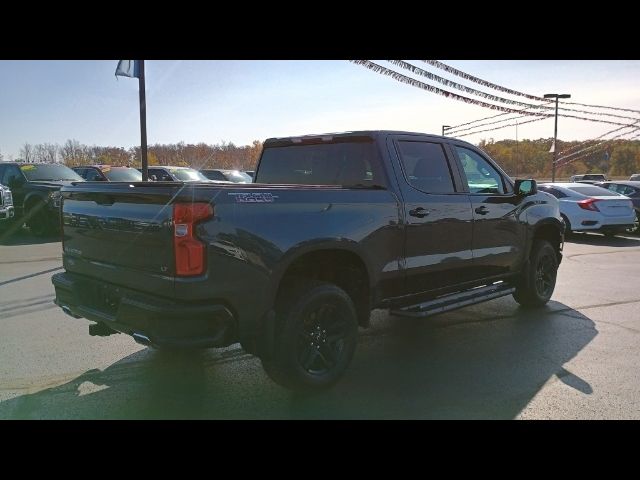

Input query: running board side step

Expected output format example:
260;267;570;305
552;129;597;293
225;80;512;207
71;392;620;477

391;283;515;318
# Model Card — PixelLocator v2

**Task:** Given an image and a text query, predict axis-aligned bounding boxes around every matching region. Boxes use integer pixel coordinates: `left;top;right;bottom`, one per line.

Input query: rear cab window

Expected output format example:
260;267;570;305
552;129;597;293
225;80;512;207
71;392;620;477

256;138;384;187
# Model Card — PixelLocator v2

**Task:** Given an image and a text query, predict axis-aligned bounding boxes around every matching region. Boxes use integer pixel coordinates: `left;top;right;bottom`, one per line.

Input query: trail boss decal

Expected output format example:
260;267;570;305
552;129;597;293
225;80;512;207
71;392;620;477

228;192;278;203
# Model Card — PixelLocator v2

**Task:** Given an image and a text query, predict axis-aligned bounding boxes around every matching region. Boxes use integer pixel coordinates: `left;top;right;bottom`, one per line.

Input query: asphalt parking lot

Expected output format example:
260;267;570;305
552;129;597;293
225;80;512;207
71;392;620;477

1;227;640;419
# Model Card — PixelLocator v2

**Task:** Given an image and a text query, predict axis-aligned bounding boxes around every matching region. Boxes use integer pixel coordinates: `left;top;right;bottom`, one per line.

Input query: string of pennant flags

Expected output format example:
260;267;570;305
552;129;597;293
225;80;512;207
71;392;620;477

421;60;545;102
351;60;554;116
449;113;547;135
423;60;640;116
394;60;640;123
388;60;549;110
557;121;640;157
554;131;640;170
352;59;640;172
555;126;640;165
455;117;550;138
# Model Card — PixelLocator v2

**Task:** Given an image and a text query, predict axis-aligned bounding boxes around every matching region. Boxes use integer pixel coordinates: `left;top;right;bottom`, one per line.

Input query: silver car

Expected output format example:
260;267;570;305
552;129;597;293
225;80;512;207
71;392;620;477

539;183;635;237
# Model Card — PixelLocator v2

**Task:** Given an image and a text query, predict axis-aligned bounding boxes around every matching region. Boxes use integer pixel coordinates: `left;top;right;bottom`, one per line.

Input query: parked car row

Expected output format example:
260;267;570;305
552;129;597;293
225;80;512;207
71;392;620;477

569;173;609;184
570;173;640;183
135;166;254;184
76;164;257;184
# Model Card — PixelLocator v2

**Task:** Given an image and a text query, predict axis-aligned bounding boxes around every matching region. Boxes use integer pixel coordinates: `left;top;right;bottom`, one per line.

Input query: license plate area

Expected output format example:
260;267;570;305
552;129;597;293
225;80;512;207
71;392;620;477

80;280;123;315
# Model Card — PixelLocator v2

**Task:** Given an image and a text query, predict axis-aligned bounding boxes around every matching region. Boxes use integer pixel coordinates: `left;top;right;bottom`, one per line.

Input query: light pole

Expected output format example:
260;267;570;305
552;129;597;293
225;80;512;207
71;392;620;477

543;93;571;182
442;125;451;136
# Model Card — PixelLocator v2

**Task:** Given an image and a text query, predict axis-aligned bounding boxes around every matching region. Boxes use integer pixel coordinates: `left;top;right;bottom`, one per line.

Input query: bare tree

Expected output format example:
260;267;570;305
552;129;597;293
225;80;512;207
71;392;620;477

17;139;263;170
20;143;34;163
60;139;90;166
33;144;58;163
43;143;59;163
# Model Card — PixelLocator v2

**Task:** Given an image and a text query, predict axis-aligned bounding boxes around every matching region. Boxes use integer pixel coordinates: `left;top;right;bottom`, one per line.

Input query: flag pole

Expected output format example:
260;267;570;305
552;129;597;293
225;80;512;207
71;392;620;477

138;60;148;181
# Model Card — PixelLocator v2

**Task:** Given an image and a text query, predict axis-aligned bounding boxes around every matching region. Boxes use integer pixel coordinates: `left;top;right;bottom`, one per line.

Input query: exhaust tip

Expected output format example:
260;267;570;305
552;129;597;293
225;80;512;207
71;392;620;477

61;305;81;319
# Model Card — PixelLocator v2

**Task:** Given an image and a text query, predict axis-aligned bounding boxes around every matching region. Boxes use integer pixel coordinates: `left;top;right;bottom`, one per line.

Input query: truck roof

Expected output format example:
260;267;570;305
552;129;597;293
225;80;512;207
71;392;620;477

263;130;474;147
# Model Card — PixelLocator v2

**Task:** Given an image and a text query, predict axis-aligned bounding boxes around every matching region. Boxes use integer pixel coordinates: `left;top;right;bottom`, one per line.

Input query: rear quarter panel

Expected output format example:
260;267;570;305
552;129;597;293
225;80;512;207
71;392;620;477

184;185;403;335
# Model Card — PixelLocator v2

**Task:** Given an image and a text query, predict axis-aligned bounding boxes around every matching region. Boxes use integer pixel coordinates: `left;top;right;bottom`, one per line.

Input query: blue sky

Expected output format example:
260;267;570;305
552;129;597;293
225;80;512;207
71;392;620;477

1;60;639;159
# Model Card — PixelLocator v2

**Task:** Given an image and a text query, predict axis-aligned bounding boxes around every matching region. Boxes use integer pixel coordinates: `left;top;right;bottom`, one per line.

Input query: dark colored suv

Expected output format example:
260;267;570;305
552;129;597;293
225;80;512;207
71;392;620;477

0;162;84;236
577;174;608;184
597;181;640;234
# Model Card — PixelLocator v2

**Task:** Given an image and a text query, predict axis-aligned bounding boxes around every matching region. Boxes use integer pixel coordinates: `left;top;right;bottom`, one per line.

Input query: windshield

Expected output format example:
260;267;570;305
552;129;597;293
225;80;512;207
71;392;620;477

20;164;83;181
104;168;143;182
171;168;209;181
223;170;252;183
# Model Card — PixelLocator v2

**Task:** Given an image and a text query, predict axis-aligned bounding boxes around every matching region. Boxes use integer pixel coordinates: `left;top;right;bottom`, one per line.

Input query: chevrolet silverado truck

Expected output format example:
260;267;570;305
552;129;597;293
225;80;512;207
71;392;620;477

52;131;564;391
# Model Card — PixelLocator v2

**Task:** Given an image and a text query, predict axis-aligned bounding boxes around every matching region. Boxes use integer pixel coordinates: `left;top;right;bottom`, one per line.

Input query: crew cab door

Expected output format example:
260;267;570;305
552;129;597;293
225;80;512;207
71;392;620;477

450;144;525;279
389;135;474;294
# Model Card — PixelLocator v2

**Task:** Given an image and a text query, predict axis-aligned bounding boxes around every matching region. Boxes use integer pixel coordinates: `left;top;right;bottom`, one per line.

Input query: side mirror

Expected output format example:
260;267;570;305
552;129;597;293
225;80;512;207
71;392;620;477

515;179;537;196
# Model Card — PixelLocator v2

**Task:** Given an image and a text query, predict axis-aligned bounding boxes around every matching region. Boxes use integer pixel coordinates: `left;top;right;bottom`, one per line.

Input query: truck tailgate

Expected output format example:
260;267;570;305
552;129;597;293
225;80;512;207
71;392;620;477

61;183;180;296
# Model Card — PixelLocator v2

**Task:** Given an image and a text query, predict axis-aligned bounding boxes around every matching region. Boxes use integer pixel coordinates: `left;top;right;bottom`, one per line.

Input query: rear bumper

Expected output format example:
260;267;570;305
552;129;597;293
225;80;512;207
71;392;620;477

573;223;634;233
569;211;636;232
52;271;237;348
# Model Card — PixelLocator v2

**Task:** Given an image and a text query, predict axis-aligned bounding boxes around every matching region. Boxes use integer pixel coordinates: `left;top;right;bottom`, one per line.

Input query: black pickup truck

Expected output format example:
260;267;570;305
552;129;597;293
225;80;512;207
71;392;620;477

0;162;84;236
52;131;564;391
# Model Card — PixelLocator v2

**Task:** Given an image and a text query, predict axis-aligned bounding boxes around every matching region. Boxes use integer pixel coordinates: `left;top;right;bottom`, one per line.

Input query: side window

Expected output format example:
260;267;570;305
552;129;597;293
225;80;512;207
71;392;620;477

2;165;24;186
396;141;455;194
455;146;505;195
606;184;623;194
539;187;566;199
620;185;635;196
85;169;103;181
150;169;172;181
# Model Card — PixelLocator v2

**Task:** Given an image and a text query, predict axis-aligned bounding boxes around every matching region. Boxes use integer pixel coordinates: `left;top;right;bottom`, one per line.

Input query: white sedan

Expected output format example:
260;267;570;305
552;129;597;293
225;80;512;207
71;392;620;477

538;183;636;237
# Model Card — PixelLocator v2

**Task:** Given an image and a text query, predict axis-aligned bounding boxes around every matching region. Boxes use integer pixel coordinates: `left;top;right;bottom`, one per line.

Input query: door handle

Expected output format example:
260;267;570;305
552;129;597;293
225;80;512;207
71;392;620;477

475;205;489;215
409;207;429;218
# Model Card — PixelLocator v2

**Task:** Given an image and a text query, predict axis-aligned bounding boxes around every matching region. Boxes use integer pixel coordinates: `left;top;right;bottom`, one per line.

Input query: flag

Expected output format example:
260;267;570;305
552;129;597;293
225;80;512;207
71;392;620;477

549;140;555;153
115;60;140;78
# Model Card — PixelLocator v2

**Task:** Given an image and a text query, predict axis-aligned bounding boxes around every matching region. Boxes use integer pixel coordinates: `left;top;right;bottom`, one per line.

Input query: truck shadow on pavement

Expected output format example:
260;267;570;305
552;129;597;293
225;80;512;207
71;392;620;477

0;225;61;246
0;299;597;419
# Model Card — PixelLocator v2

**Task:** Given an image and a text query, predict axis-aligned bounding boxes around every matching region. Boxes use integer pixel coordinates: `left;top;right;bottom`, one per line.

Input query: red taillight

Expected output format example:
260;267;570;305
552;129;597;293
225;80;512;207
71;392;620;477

578;198;600;212
173;202;214;276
